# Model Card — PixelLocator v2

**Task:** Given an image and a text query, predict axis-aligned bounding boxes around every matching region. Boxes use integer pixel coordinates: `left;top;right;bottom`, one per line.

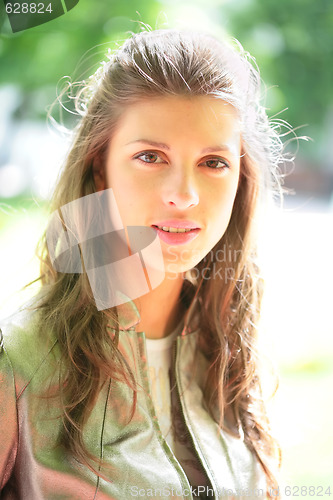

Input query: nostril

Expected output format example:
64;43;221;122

166;192;199;209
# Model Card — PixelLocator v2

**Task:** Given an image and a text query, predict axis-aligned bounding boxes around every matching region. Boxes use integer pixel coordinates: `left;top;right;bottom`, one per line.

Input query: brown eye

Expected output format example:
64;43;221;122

135;151;164;164
200;157;230;170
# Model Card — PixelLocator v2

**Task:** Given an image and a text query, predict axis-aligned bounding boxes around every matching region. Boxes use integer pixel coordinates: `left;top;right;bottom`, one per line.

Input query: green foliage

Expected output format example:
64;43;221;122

0;0;164;120
224;0;333;158
0;1;163;88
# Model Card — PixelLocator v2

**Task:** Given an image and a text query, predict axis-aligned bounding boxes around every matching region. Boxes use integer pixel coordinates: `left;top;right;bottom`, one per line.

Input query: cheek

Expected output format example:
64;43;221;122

107;163;152;195
212;177;239;215
106;167;135;206
106;168;154;224
208;180;239;237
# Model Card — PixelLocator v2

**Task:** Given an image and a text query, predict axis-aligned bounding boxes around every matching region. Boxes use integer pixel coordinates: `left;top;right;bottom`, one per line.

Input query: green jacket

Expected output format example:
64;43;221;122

0;300;266;499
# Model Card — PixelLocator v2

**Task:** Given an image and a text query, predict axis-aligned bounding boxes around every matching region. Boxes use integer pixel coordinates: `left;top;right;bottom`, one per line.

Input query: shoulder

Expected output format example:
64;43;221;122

0;305;57;397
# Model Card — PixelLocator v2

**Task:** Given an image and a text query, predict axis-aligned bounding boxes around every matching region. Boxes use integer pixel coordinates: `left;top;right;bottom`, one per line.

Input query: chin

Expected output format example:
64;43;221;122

164;258;203;276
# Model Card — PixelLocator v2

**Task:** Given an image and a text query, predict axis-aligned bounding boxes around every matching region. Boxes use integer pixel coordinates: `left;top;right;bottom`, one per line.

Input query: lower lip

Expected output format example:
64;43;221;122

152;226;201;245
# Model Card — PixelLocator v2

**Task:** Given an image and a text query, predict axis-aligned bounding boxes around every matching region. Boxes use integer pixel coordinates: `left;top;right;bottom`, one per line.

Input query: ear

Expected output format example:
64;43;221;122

92;154;106;192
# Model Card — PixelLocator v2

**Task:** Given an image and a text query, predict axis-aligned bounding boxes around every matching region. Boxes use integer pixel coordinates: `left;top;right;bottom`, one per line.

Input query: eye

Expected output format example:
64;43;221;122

134;151;165;164
200;157;230;171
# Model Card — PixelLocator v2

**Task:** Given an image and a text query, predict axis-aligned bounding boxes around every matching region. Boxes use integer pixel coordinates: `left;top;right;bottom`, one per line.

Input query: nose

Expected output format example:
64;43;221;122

162;167;200;210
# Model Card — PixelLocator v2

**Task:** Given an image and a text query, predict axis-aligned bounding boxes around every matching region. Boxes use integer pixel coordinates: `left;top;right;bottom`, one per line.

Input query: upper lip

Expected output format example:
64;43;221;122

152;219;201;229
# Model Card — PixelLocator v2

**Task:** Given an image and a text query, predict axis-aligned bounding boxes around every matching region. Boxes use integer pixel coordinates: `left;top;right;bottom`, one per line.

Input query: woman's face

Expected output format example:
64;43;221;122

95;96;241;275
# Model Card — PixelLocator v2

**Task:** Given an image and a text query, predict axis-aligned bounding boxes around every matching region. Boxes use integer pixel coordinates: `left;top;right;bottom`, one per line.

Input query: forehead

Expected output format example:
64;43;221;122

110;95;241;151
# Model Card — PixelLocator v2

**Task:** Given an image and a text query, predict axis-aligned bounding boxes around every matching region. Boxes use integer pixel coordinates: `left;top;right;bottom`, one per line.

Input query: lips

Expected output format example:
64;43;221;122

151;220;201;246
154;226;193;233
151;219;200;230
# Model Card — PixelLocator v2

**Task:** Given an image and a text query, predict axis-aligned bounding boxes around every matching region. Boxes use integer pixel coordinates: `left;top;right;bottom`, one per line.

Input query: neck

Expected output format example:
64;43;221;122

134;273;185;339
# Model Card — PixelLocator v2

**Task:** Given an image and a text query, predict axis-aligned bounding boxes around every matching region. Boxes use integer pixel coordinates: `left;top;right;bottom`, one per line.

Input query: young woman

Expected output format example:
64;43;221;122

0;29;283;499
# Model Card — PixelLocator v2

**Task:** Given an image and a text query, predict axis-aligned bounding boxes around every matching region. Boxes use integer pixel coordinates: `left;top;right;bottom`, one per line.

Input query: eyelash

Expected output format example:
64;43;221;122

133;151;231;171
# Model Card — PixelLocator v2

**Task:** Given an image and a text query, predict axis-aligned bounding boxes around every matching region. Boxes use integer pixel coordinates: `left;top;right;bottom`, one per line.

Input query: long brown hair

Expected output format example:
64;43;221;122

37;29;284;495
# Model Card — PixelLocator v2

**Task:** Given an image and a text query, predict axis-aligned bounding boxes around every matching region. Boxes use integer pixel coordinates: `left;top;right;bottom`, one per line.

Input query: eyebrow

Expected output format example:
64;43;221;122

125;139;234;155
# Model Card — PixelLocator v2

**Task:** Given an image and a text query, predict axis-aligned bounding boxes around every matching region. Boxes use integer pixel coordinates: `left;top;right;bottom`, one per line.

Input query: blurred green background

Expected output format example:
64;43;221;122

1;0;333;495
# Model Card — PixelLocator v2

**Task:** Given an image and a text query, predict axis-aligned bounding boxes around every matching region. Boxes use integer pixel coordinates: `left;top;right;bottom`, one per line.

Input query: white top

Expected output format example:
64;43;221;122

146;324;208;491
145;324;181;449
